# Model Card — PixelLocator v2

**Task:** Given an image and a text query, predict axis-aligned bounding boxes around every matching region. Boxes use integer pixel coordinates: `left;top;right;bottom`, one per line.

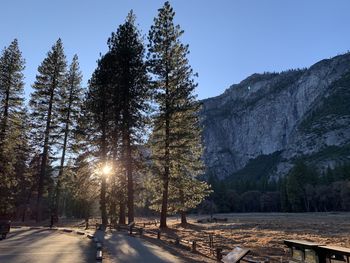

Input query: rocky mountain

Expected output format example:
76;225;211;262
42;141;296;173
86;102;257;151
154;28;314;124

201;53;350;180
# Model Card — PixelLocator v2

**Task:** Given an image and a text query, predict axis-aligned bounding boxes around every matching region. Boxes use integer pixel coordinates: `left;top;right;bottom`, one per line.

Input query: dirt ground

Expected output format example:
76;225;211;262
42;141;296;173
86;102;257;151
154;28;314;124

139;212;350;262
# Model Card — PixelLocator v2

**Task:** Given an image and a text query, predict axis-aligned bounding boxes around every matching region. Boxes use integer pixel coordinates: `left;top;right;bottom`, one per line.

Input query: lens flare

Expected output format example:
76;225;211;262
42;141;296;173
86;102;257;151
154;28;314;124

102;164;112;175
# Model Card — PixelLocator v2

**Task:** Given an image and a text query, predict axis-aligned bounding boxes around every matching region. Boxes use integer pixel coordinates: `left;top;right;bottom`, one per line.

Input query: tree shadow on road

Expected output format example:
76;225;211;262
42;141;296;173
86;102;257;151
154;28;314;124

94;229;213;263
0;228;96;263
141;234;215;263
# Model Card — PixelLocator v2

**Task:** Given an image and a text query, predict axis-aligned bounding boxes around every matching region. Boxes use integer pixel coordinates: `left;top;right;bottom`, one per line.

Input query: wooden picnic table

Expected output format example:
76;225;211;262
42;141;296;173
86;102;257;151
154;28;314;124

318;246;350;263
284;240;350;263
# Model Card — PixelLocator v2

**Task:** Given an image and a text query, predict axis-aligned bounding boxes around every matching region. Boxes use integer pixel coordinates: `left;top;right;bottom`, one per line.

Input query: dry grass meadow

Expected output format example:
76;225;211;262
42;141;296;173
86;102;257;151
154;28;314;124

139;212;350;262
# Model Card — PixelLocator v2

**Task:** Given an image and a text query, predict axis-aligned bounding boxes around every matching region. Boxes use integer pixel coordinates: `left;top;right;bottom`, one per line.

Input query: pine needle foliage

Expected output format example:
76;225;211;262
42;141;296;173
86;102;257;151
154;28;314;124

148;2;210;227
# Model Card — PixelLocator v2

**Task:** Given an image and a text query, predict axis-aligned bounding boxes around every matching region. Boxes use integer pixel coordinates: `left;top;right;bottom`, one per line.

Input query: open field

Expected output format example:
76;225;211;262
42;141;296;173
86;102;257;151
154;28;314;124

140;213;350;262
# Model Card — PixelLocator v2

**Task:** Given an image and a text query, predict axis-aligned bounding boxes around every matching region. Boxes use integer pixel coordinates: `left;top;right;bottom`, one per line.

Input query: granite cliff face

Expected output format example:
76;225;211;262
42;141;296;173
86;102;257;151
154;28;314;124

201;53;350;180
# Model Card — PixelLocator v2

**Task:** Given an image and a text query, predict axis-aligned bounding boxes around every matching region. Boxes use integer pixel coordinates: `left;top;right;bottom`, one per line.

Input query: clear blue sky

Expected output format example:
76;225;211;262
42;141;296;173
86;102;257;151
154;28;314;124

1;0;350;100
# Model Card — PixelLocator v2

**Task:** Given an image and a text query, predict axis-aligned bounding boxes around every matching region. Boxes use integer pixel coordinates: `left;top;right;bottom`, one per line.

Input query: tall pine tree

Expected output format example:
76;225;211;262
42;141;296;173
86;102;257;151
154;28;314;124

86;53;113;227
54;54;83;218
0;39;26;215
148;2;208;228
13;111;35;221
29;39;67;221
107;11;150;224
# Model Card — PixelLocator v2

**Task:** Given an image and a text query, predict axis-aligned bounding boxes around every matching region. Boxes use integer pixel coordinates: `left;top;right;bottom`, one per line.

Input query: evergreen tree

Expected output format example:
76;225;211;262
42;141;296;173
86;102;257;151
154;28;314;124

0;39;26;215
0;39;25;144
13;111;35;220
63;152;100;222
286;161;318;212
170;95;210;224
86;53;113;227
149;174;210;225
148;2;208;228
279;178;290;212
107;11;151;224
63;95;98;220
54;54;83;218
29;39;67;221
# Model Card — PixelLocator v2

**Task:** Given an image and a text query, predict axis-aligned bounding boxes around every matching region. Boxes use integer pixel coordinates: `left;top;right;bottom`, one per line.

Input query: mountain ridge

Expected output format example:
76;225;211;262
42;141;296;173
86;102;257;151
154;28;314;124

200;52;350;180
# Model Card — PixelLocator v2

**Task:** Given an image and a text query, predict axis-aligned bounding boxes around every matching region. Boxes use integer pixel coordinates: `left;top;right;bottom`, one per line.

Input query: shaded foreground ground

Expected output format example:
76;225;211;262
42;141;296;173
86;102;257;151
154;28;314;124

96;230;187;263
141;212;350;262
5;222;214;262
0;228;95;263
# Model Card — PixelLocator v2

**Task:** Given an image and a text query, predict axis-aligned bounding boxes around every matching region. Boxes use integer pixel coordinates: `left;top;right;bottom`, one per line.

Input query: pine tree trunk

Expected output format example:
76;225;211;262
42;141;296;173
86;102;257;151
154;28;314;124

160;77;170;229
109;197;116;226
179;190;187;226
101;176;107;227
120;166;127;224
126;133;134;224
181;211;187;225
55;80;74;220
100;91;108;227
119;200;126;224
55;128;68;218
101;132;108;227
37;85;55;222
109;159;117;226
160;174;169;228
121;62;134;224
22;187;33;222
0;83;10;146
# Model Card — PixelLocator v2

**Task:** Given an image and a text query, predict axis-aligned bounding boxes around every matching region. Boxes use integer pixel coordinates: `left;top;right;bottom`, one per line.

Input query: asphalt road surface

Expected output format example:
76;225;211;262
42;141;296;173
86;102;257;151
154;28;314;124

95;230;184;263
0;228;95;263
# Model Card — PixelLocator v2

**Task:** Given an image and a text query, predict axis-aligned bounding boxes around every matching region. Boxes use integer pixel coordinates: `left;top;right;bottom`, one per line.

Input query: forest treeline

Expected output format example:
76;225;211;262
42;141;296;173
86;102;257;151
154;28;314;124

207;161;350;213
0;2;210;227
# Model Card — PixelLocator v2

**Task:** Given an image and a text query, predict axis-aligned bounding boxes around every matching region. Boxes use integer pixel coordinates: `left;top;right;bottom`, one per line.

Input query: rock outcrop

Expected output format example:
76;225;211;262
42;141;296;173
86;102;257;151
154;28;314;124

201;53;350;180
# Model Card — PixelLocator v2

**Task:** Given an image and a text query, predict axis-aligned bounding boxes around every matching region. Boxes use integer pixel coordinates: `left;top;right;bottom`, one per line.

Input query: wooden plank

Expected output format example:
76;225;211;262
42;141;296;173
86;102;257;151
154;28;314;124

319;246;350;255
144;229;158;235
222;247;250;263
181;239;192;245
196;241;213;250
284;240;321;247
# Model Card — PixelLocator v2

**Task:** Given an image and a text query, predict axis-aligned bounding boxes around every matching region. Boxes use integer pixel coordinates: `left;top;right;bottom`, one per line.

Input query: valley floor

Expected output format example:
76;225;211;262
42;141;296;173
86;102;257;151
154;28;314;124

141;212;350;262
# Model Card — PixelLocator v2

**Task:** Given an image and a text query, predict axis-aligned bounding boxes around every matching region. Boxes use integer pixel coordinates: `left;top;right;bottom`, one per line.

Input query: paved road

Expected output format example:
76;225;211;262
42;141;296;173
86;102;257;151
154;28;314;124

0;228;95;263
96;231;184;263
